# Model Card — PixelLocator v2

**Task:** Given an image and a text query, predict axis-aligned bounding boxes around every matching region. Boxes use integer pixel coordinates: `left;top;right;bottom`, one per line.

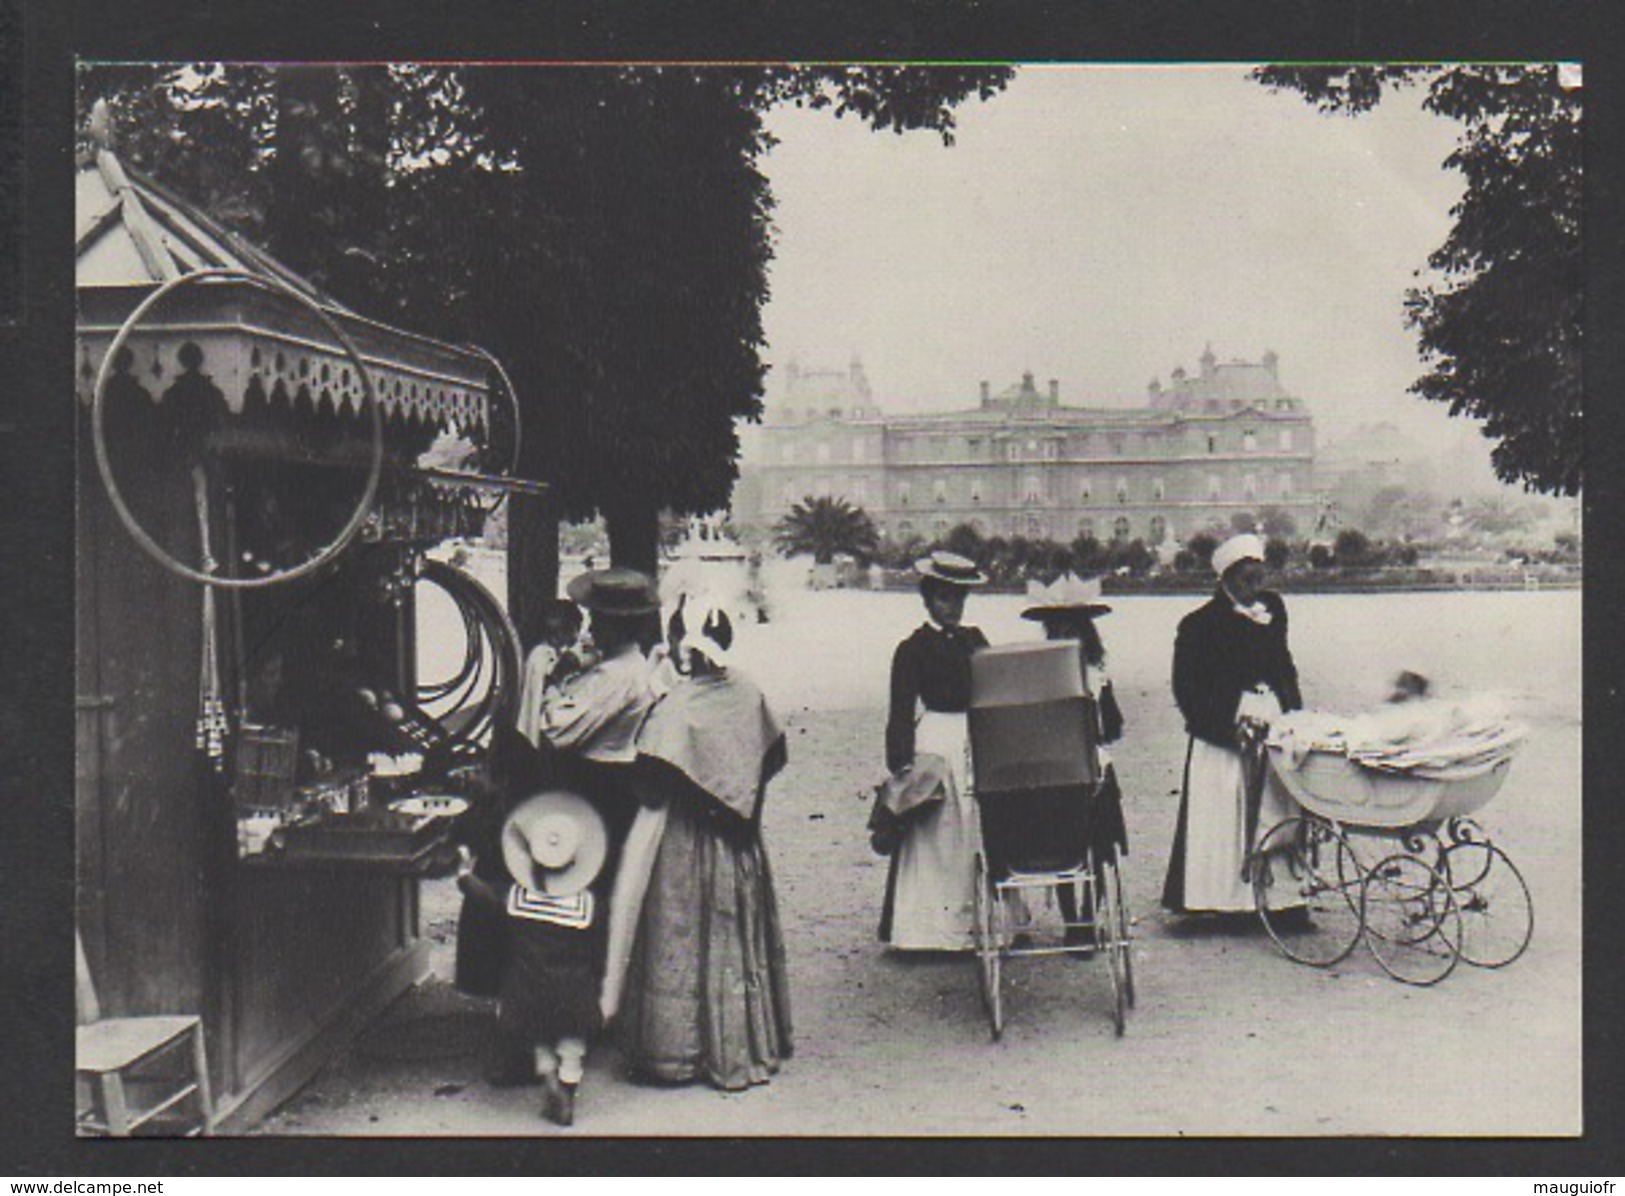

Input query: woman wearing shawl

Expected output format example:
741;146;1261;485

871;551;990;951
602;595;792;1090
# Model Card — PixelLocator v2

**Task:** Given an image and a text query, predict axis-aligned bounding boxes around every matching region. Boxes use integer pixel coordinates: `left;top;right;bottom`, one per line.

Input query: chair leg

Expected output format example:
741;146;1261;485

99;1073;131;1137
189;1025;215;1136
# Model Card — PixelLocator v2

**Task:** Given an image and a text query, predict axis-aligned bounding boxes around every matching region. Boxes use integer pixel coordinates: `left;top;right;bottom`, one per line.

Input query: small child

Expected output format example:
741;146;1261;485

516;600;587;750
457;790;608;1126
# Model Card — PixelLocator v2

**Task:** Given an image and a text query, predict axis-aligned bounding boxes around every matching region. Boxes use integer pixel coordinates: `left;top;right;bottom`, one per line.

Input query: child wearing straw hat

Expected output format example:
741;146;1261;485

456;790;609;1126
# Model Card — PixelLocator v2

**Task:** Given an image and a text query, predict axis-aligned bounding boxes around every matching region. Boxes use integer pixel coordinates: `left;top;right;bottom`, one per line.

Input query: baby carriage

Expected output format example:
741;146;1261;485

967;641;1133;1038
1247;743;1533;986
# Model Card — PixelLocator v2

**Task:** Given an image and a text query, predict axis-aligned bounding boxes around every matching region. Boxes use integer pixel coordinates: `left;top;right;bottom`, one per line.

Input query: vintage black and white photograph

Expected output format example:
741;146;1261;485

71;61;1582;1138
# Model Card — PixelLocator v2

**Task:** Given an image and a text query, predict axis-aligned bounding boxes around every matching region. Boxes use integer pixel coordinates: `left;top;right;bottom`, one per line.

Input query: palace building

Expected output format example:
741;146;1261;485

733;347;1318;549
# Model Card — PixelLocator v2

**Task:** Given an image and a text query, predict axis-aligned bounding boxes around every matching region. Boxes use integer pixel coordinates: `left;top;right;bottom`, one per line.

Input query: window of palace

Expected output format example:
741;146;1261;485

933;518;950;537
1207;434;1218;454
1023;474;1043;504
1243;430;1258;453
898;481;911;506
933;478;948;504
1278;472;1293;498
966;438;982;457
1153;476;1166;500
1279;428;1293;451
1207;474;1222;499
1243;473;1258;500
1113;516;1131;542
1028;515;1046;538
898;520;914;539
1149;515;1167;545
1115;476;1129;503
851;478;869;506
1109;434;1125;456
1078;516;1095;540
970;479;983;504
1079;476;1093;501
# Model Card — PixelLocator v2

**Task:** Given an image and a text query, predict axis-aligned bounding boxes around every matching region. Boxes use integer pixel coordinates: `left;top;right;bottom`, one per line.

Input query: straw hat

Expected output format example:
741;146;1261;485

500;791;608;897
913;550;987;587
1212;533;1265;577
566;567;659;616
1020;572;1113;620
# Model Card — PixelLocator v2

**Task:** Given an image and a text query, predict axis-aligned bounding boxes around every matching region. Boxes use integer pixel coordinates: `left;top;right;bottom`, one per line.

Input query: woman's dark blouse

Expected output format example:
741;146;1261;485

885;623;989;774
1172;588;1303;748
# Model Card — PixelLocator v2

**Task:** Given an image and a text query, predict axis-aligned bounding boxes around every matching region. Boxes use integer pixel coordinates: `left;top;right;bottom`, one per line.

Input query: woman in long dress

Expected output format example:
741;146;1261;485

871;550;989;951
604;596;792;1090
1162;533;1304;915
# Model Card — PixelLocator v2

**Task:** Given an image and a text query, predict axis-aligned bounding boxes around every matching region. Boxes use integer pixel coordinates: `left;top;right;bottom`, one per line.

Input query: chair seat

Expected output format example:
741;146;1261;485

76;1016;200;1075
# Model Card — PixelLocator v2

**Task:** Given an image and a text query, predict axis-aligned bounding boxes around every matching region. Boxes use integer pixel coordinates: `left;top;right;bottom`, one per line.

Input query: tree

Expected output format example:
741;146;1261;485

1334;528;1374;568
1255;65;1581;495
1230;511;1258;535
773;496;879;565
1264;537;1292;571
79;64;1013;645
1186;532;1219;570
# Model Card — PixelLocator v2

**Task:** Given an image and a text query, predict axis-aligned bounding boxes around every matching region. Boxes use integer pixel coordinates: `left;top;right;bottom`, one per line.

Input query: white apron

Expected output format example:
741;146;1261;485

888;711;983;950
1180;739;1300;912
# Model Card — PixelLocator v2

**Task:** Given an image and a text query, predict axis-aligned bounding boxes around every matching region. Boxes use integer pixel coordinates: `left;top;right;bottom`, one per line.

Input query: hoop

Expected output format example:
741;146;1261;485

90;267;385;589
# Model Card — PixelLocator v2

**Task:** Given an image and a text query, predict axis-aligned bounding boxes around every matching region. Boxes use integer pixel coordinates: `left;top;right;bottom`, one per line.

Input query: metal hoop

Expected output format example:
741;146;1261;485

90;267;385;589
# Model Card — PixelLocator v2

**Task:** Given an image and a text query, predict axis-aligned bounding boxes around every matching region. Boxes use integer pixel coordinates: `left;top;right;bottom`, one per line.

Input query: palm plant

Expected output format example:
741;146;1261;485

774;496;880;565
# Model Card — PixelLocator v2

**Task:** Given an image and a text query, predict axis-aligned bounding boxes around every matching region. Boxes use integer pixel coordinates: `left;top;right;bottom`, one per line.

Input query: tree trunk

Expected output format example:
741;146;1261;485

604;500;660;580
508;493;560;653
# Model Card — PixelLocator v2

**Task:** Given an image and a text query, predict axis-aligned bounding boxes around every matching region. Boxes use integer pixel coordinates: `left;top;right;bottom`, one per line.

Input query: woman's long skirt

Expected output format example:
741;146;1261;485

617;794;792;1090
880;711;982;951
1162;737;1300;912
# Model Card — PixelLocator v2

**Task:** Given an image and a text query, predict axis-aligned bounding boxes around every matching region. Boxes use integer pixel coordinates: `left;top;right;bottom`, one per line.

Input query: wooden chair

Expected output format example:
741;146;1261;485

75;932;214;1137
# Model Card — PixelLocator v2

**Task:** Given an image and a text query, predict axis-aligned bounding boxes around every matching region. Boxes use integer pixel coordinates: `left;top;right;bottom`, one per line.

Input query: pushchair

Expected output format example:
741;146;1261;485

967;641;1134;1039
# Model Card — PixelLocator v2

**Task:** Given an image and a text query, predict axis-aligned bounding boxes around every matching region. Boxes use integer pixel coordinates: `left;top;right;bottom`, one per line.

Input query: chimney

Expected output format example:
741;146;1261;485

1048;378;1059;403
980;380;990;405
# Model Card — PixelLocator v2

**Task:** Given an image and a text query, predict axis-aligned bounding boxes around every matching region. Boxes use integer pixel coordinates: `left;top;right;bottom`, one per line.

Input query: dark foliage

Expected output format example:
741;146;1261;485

1255;65;1582;495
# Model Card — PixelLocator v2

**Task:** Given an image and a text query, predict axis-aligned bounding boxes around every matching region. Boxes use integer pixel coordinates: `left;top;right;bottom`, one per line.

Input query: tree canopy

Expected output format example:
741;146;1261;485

77;63;1013;638
1254;64;1582;496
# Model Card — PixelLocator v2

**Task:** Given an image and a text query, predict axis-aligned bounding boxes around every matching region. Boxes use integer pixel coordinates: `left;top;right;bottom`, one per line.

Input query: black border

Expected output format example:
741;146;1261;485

6;0;1622;1176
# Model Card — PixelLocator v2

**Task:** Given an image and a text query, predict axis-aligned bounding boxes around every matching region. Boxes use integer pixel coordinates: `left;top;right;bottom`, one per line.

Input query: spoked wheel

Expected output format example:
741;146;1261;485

1093;853;1127;1037
972;852;1003;1040
1362;852;1463;986
1251;817;1364;967
1442;840;1534;968
1102;850;1135;1012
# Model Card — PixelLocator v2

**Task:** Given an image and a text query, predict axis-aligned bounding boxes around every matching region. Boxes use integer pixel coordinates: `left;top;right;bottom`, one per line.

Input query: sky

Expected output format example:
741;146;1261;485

758;64;1497;474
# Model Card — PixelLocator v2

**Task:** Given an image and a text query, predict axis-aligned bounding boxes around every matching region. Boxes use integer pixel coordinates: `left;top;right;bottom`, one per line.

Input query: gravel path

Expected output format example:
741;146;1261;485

257;587;1580;1137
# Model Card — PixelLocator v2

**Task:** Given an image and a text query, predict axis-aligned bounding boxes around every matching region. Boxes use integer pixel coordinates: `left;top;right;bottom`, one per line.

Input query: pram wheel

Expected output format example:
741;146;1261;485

1105;851;1135;1010
972;851;1003;1040
1441;840;1533;968
1251;817;1363;967
1362;852;1463;986
1093;851;1128;1036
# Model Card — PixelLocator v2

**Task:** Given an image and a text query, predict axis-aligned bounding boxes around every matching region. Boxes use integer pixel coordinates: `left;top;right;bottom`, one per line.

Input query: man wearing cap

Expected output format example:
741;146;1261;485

1162;533;1304;915
872;550;991;950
